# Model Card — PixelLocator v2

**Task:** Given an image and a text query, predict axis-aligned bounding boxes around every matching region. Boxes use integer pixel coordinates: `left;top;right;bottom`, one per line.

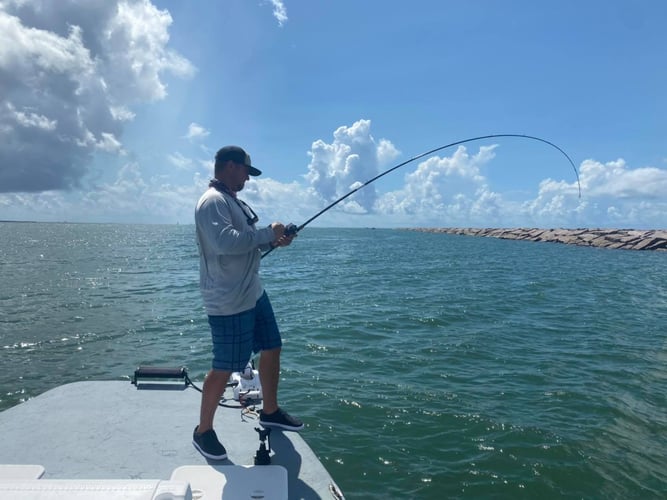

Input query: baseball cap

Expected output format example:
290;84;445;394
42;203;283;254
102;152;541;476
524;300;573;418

215;145;262;176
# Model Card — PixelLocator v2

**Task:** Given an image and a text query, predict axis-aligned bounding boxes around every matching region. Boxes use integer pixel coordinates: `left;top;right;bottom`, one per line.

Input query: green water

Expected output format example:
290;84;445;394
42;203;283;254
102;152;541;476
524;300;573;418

1;223;665;499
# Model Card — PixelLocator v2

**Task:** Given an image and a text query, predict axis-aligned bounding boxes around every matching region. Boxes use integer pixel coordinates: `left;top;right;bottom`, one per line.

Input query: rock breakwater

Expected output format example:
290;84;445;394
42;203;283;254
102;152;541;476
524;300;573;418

405;228;667;251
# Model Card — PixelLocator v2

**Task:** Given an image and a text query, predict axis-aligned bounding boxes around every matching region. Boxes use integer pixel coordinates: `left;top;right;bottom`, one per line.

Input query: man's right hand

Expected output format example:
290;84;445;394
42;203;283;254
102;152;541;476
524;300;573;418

270;222;286;240
270;222;298;248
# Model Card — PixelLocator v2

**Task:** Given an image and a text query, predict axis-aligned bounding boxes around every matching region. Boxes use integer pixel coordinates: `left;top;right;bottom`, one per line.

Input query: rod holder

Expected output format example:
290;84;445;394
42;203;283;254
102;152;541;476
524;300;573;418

254;427;272;465
132;366;188;389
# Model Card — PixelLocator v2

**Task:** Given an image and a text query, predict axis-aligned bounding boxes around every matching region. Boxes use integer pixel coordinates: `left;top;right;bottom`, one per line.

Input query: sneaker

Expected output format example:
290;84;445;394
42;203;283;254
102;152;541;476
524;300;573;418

259;408;304;431
192;426;227;460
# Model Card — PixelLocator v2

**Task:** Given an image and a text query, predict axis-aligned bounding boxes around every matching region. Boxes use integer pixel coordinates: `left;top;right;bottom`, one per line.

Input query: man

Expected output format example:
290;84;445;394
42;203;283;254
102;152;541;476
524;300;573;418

193;145;302;460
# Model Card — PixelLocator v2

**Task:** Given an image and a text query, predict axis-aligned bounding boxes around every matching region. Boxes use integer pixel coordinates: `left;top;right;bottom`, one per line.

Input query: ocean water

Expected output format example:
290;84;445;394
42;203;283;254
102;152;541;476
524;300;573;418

1;222;665;499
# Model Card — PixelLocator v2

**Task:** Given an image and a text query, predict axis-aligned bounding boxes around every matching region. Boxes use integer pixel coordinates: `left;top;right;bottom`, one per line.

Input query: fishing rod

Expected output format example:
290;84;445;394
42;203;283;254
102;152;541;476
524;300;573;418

262;133;581;259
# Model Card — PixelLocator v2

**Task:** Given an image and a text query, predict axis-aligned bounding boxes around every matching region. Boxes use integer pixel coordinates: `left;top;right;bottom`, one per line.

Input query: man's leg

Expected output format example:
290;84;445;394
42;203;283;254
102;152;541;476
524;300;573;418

258;346;304;431
259;347;281;414
198;368;231;433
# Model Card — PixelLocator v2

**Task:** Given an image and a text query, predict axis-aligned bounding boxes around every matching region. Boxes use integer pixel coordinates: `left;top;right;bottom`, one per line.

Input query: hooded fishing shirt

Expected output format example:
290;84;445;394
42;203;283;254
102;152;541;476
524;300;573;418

195;187;275;316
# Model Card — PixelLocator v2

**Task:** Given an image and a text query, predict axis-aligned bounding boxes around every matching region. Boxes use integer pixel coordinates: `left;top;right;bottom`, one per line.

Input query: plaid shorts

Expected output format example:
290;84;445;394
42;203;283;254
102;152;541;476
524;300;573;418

208;291;282;371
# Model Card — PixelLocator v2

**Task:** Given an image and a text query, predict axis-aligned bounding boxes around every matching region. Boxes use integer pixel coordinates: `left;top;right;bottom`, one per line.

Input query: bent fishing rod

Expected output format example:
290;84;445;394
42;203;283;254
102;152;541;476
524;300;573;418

262;133;581;259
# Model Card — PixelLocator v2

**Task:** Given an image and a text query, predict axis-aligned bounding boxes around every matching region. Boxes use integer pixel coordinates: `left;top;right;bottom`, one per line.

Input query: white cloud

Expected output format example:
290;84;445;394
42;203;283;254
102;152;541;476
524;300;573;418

305;119;399;214
110;105;136;122
104;0;195;102
1;118;665;229
377;138;401;166
95;132;125;154
299;120;666;229
562;158;667;228
167;152;194;170
4;102;57;131
374;145;495;223
0;161;204;224
0;0;194;193
184;122;210;142
579;158;667;199
268;0;288;27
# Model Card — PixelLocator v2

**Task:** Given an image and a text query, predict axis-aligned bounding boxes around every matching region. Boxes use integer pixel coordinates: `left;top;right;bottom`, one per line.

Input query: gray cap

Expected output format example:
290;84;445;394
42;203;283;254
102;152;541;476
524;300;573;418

215;145;262;176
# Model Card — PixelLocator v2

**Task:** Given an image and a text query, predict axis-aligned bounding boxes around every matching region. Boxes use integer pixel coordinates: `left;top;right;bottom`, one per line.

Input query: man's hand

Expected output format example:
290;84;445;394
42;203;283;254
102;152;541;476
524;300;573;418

270;222;285;239
270;222;297;248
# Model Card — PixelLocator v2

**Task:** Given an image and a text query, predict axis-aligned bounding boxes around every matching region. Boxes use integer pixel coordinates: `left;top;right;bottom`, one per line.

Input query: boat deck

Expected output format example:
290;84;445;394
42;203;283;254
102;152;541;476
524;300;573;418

0;380;343;499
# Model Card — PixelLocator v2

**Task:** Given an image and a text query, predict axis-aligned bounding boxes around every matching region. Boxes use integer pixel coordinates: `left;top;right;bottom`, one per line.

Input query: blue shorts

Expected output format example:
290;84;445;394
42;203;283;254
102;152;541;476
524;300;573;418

208;291;282;371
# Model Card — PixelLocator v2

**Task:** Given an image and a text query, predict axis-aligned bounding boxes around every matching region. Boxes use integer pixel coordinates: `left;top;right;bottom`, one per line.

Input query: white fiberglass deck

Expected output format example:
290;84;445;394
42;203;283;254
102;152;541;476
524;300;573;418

0;380;343;499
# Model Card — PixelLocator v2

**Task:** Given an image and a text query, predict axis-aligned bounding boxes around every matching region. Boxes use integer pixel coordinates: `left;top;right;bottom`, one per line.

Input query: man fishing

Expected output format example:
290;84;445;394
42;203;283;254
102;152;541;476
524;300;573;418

192;145;302;460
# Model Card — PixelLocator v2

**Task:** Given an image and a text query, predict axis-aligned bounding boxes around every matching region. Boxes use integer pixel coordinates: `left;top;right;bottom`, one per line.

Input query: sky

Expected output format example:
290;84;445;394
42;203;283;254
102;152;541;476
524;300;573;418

1;0;666;229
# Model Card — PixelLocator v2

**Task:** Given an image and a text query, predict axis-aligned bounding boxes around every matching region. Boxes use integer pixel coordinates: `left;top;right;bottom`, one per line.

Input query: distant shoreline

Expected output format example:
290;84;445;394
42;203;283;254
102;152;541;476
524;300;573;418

404;228;667;251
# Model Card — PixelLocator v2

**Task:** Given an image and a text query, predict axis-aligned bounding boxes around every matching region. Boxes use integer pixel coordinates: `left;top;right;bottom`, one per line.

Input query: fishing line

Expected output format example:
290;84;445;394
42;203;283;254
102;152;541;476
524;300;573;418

262;133;581;258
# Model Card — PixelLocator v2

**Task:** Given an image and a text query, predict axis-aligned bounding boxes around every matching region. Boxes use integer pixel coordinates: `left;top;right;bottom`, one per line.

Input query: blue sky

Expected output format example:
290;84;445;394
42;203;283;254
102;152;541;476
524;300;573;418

1;0;666;228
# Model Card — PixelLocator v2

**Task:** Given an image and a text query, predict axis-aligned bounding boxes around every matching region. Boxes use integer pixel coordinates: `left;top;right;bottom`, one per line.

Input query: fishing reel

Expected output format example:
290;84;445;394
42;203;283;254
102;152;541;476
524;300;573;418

284;223;298;236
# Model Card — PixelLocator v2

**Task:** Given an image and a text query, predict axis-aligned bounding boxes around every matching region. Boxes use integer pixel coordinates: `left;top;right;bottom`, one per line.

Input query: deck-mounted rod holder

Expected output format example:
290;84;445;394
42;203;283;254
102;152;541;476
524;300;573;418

131;366;188;389
254;427;272;465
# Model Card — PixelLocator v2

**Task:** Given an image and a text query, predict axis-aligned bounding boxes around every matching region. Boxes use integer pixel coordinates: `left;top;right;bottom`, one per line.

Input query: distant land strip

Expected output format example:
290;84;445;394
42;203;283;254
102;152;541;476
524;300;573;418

404;228;667;252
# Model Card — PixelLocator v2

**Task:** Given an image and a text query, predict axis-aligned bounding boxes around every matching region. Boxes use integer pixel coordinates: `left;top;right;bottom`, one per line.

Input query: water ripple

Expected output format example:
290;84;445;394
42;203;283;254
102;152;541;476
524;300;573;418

1;224;665;498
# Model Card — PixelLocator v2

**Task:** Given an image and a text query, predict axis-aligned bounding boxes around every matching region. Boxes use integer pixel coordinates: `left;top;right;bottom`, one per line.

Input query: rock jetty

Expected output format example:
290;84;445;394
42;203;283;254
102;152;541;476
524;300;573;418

405;228;667;251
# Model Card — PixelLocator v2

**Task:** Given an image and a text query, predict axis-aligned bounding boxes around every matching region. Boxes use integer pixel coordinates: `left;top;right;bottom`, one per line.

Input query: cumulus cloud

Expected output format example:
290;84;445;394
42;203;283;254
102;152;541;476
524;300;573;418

578;158;667;199
301;120;666;229
1;118;665;229
0;161;206;223
305;119;400;214
375;145;501;226
0;0;194;193
561;158;667;228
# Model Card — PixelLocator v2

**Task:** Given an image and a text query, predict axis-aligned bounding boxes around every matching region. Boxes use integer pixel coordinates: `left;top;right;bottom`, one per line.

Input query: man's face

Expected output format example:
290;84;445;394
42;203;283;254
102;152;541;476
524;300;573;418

231;162;250;192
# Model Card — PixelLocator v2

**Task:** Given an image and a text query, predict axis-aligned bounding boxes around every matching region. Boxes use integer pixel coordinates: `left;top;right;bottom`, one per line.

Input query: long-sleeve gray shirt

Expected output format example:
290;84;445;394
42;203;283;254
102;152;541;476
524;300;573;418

195;187;275;315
